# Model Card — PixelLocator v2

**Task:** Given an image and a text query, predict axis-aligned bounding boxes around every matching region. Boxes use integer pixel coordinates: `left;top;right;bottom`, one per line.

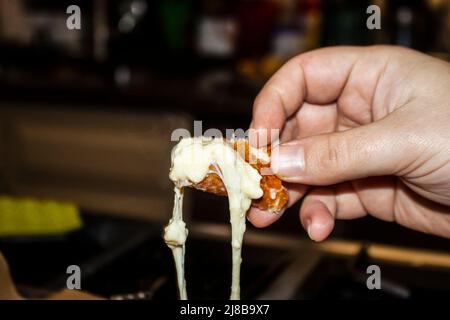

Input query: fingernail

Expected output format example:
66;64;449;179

307;225;313;239
305;219;313;239
271;142;305;178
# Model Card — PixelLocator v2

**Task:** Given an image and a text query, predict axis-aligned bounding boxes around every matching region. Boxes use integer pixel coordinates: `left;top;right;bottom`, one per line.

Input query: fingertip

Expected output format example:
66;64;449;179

309;218;334;242
251;93;285;147
300;200;335;242
248;128;268;148
248;127;282;148
247;207;284;228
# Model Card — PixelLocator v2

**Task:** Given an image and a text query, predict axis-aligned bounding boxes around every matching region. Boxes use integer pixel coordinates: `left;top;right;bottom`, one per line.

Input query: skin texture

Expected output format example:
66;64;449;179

247;45;450;241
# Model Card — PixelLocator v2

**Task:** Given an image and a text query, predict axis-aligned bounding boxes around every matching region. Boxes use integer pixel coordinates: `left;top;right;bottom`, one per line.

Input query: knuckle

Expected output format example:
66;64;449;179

320;134;348;175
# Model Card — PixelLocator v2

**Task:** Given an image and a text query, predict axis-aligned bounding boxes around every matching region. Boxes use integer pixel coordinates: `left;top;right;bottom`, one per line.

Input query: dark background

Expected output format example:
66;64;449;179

0;0;449;299
0;0;449;244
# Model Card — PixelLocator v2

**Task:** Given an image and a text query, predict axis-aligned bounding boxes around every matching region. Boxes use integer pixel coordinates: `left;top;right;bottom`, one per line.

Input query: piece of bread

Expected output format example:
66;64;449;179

192;139;288;213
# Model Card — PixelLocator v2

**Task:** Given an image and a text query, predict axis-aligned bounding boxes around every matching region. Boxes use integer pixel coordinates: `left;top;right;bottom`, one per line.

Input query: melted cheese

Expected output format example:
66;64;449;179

164;137;263;300
163;187;188;299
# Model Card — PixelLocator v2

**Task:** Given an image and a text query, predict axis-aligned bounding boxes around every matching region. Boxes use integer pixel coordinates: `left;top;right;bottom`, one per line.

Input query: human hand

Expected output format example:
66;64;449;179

248;46;450;240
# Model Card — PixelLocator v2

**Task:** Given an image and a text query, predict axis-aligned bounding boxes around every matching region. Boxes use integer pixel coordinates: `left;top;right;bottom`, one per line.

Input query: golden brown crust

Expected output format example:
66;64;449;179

191;140;288;213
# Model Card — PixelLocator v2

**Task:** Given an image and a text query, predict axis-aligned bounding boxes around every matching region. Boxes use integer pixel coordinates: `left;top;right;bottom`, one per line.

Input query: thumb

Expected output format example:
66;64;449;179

271;120;411;185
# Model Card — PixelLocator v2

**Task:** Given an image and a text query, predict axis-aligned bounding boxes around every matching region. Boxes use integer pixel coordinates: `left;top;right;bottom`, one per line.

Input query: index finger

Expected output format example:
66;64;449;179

250;46;362;146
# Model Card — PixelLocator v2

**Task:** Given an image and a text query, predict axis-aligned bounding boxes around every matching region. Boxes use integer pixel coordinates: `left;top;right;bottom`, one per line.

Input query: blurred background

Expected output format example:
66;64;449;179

0;0;449;300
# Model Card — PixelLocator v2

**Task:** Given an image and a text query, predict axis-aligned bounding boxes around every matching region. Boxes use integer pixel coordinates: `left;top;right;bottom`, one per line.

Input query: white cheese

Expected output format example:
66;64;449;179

164;137;263;300
163;187;188;299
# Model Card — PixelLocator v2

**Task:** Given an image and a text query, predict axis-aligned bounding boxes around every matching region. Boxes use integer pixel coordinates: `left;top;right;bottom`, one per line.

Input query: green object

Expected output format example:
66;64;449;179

160;0;193;52
0;196;82;237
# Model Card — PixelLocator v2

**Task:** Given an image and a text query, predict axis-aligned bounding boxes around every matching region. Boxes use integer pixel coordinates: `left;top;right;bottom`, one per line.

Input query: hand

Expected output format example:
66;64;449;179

247;45;450;240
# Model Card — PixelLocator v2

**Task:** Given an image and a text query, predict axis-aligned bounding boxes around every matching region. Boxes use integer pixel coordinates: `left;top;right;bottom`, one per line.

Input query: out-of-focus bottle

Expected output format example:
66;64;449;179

261;0;322;79
388;0;439;51
195;0;237;67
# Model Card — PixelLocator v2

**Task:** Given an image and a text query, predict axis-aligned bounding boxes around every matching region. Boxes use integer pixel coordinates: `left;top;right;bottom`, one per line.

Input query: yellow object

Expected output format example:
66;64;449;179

237;58;258;79
0;196;82;236
259;55;284;78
